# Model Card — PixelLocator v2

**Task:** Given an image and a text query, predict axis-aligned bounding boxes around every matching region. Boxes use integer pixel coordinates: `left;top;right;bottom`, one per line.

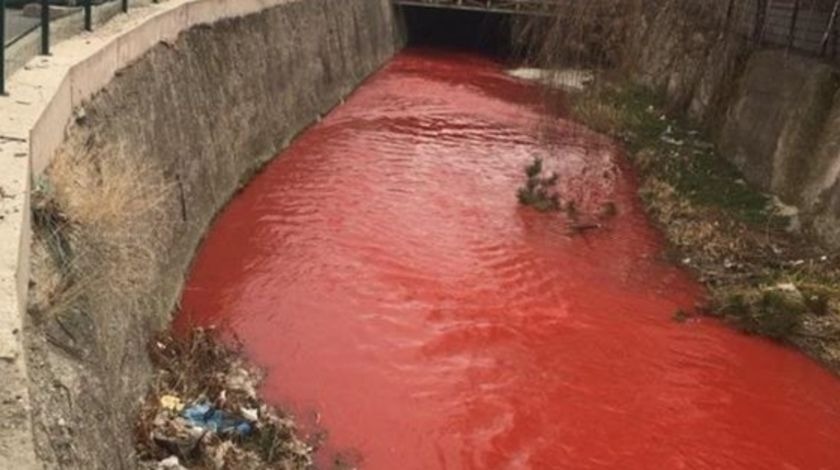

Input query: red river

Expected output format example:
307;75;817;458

177;51;840;469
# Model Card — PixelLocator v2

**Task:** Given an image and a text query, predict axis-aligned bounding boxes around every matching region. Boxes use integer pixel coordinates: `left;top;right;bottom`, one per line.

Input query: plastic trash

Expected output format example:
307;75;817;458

182;404;252;437
159;395;184;413
157;455;186;470
240;407;259;423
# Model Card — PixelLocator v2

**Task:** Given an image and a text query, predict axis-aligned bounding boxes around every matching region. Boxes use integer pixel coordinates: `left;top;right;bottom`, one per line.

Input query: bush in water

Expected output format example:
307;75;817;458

517;157;560;212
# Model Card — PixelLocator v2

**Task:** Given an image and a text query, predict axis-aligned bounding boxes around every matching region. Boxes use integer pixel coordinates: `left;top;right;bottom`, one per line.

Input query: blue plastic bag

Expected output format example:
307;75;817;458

182;404;252;437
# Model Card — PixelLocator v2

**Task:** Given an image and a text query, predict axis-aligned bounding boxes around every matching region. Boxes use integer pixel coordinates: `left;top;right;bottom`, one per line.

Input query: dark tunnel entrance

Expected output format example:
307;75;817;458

400;5;520;58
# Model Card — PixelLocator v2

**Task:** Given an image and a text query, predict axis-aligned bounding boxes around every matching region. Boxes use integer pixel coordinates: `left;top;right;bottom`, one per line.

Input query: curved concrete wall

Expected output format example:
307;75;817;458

0;0;403;467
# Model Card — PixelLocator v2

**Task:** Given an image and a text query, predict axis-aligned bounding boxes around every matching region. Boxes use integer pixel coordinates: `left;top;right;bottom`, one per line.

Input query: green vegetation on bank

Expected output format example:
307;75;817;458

571;81;840;362
574;83;779;226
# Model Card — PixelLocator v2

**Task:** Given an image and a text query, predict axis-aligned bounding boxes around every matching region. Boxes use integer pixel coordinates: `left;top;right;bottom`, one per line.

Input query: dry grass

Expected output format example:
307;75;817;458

571;93;628;136
30;146;174;317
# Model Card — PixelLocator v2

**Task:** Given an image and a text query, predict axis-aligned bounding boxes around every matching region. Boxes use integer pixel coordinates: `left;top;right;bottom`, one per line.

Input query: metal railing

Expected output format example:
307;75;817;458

716;0;840;61
752;0;840;58
2;0;160;95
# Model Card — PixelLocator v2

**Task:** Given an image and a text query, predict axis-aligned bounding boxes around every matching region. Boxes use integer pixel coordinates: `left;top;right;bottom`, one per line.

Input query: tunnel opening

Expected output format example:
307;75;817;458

401;5;520;59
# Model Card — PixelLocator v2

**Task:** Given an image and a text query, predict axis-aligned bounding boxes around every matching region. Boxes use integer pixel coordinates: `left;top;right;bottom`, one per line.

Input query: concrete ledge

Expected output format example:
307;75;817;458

0;0;400;466
68;40;119;111
0;137;33;469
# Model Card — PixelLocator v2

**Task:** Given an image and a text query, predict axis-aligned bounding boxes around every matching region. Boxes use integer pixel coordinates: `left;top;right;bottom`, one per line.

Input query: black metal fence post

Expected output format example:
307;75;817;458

85;0;92;32
40;0;49;55
122;0;128;13
1;0;6;95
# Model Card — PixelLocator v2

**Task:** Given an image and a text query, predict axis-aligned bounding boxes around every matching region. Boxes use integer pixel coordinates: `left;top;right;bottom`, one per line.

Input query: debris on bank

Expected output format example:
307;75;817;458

507;68;594;91
571;81;840;370
136;328;312;469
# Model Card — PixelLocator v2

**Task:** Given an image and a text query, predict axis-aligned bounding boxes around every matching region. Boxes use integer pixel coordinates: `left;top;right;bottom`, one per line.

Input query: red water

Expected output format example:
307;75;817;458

177;51;840;469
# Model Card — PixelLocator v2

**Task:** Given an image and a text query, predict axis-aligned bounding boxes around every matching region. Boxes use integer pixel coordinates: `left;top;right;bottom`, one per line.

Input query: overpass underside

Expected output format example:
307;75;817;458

393;0;559;16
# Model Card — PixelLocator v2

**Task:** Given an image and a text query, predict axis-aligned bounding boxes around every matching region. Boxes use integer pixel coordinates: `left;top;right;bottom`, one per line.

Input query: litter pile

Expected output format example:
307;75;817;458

136;328;312;469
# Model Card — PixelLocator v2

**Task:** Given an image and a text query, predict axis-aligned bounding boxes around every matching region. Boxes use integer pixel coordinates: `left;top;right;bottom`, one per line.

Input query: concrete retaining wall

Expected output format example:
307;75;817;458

0;0;403;467
627;2;840;248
